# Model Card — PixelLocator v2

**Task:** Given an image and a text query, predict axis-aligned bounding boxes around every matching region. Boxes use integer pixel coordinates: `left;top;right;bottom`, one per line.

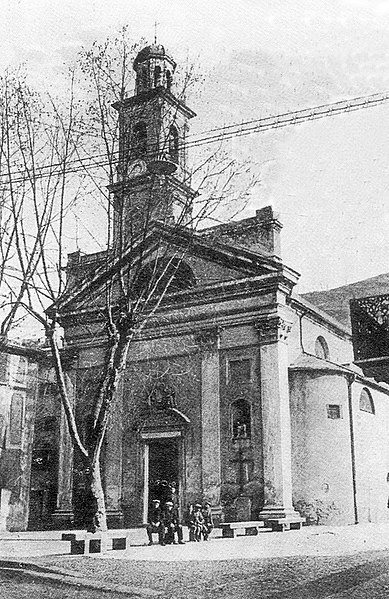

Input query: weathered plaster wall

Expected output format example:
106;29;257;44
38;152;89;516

120;348;202;526
288;311;353;365
290;370;355;525
184;254;252;287
353;381;389;523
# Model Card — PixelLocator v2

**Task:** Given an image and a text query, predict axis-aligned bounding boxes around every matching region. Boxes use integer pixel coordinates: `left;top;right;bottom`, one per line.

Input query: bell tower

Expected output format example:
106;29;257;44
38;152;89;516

111;43;197;246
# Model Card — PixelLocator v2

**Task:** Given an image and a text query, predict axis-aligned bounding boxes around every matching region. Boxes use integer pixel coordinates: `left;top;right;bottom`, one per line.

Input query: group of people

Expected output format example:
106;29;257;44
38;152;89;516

146;498;185;546
146;482;214;546
185;501;214;542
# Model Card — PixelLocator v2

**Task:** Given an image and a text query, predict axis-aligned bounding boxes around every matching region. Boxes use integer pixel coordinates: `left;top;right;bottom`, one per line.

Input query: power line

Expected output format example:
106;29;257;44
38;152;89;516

185;90;389;149
189;90;389;138
0;89;388;186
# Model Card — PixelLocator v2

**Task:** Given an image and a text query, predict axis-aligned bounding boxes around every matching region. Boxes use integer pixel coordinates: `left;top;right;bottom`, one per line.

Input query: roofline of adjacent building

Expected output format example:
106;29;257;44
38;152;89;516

0;337;45;360
289;351;389;395
290;293;352;339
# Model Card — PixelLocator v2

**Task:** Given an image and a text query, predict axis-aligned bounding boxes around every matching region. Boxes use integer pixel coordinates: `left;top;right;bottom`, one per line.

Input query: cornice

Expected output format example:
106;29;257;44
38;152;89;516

194;326;222;352
59;270;296;329
255;315;293;345
112;87;196;119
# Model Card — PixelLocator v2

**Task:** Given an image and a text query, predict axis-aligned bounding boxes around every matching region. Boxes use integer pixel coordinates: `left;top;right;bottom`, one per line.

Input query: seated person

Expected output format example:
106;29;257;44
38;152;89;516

184;503;195;541
168;481;180;518
189;503;206;542
146;499;164;546
162;500;185;545
202;501;214;540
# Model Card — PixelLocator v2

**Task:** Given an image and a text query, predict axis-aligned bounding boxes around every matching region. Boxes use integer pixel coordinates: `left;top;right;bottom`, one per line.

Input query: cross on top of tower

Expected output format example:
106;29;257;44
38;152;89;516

110;36;197;241
154;21;159;44
133;40;176;95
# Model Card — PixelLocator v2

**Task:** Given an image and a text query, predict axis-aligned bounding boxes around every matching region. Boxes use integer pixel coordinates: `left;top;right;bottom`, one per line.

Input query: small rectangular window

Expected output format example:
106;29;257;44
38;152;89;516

228;359;251;384
0;354;8;383
327;404;342;419
15;356;28;386
9;392;24;446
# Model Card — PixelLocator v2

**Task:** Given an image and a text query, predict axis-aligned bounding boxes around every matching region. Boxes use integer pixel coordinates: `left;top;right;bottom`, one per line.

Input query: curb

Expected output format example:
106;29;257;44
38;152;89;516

0;560;163;597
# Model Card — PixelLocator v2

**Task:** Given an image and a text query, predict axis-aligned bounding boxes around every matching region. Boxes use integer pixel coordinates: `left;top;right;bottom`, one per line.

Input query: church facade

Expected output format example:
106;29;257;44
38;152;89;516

25;44;389;531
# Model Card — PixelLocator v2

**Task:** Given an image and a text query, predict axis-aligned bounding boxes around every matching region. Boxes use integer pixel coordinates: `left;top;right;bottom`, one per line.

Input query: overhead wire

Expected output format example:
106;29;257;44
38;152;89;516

0;89;388;186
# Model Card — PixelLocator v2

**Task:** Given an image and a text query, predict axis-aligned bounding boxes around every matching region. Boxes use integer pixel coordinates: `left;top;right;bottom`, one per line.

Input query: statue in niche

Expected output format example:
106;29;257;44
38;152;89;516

231;399;251;439
148;380;177;411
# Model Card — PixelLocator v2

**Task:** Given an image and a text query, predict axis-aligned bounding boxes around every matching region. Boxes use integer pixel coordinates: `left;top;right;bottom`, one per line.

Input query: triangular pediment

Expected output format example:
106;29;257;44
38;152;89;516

57;221;282;317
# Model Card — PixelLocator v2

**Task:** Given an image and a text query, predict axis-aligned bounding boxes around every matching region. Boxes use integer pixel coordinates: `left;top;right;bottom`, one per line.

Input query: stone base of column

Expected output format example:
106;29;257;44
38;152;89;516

258;506;306;531
51;509;75;530
258;506;300;519
106;509;124;529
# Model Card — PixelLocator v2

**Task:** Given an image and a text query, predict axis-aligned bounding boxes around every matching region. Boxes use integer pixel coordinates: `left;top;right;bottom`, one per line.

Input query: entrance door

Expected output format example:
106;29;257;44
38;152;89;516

148;438;179;505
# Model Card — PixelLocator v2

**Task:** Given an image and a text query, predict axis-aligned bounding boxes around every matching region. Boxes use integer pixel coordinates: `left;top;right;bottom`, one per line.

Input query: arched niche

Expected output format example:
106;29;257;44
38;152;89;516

231;398;251;439
132;258;196;298
315;336;330;360
359;387;375;414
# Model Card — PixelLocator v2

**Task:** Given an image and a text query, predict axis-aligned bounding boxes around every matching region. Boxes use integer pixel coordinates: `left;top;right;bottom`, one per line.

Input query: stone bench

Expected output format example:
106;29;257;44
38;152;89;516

220;521;266;538
61;532;127;554
264;516;306;532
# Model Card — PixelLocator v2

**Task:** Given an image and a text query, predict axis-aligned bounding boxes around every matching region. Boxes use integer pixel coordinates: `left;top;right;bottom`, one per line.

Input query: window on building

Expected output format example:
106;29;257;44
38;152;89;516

132;122;147;157
9;392;24;446
231;399;251;439
169;125;179;163
0;414;5;448
141;66;148;88
15;356;28;386
327;404;342;419
0;353;8;383
315;336;330;360
228;359;251;384
154;65;161;87
166;70;172;91
359;387;375;414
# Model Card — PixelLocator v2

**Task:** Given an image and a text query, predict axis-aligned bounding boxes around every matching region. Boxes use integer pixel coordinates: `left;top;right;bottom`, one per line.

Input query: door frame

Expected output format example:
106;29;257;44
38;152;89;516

141;430;183;523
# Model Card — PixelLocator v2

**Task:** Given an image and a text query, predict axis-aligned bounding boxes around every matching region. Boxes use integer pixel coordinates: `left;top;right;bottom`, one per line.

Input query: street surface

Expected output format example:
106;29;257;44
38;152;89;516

0;569;115;598
30;547;389;598
3;524;389;597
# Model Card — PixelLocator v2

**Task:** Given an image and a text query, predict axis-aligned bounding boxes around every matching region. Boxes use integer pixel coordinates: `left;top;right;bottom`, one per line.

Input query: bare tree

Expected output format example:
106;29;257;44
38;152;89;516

0;30;261;534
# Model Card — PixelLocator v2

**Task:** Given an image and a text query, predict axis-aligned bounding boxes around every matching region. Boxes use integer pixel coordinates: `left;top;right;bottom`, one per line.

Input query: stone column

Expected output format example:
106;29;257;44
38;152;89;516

52;372;75;528
256;315;301;522
196;327;222;511
105;380;124;528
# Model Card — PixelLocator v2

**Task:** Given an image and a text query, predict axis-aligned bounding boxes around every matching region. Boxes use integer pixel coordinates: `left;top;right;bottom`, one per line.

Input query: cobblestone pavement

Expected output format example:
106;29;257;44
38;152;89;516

5;524;389;598
31;548;389;598
0;569;119;599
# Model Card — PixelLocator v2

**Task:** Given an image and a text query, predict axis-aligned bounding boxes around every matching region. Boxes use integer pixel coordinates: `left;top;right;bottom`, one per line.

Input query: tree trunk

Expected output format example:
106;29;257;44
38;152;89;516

86;458;107;533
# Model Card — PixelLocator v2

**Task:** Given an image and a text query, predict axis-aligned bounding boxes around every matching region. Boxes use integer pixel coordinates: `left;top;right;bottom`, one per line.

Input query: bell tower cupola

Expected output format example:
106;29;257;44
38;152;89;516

111;42;197;246
133;43;176;95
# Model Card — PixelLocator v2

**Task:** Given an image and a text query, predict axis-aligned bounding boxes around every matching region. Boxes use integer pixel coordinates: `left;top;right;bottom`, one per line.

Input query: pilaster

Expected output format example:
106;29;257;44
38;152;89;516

256;314;302;522
52;371;75;528
195;327;222;512
105;379;124;528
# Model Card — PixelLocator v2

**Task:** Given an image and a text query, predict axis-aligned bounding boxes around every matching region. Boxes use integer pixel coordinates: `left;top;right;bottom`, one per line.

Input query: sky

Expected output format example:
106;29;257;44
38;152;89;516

0;0;388;293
